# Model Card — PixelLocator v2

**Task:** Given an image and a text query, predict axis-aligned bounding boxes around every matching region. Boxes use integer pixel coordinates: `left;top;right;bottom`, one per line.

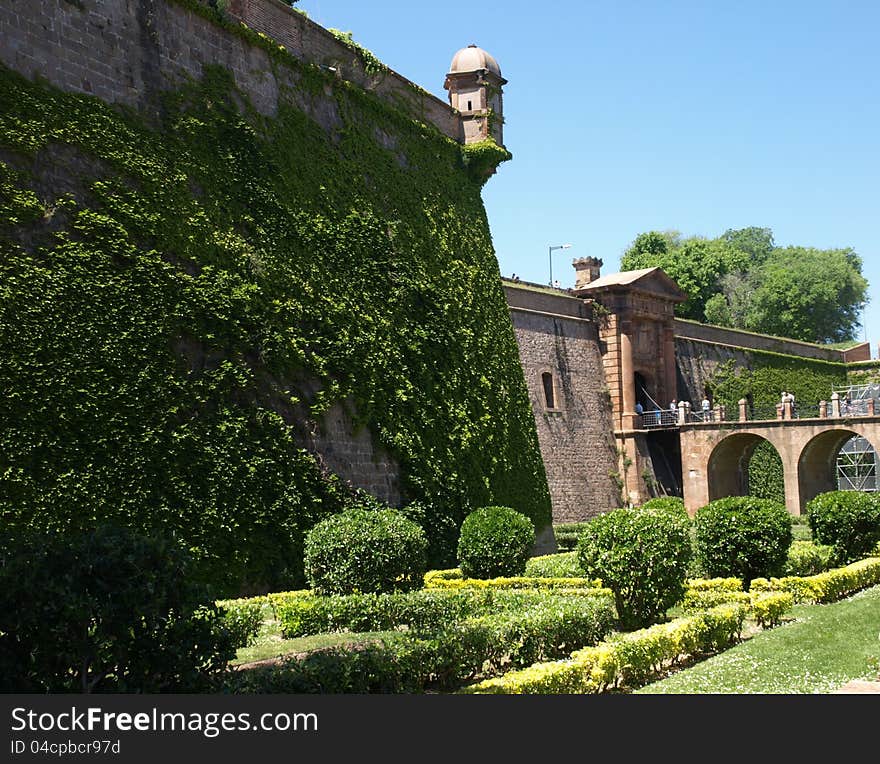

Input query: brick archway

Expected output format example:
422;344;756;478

680;417;880;515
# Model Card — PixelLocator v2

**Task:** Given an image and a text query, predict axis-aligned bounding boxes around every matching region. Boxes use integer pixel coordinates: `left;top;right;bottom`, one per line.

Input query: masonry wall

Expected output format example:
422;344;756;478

505;285;620;522
226;0;462;139
0;0;473;504
0;0;461;134
674;319;867;363
674;338;752;409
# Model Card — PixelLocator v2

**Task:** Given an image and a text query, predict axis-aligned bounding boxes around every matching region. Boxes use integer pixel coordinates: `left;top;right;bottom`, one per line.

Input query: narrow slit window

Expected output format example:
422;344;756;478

542;372;555;409
467;99;473;111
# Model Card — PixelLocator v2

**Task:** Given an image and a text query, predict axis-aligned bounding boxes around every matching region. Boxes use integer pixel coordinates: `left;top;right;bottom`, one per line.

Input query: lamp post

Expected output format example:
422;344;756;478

548;243;572;286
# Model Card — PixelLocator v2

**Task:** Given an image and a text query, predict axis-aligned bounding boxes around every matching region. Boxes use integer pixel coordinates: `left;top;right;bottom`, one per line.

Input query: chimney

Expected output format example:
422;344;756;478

573;257;603;289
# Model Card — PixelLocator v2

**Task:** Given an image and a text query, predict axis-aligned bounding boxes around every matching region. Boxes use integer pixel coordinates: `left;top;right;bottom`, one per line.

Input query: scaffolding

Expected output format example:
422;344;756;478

836;435;878;492
828;384;879;490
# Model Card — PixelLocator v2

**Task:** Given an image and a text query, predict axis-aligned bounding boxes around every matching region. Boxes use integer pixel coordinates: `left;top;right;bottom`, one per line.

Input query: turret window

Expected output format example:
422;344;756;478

467;100;472;111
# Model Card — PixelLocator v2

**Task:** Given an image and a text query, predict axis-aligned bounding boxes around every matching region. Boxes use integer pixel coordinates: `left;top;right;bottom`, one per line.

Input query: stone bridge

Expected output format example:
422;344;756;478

680;416;880;516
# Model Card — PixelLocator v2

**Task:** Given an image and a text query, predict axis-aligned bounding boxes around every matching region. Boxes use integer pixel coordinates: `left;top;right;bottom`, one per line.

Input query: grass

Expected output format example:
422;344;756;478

636;583;880;694
232;631;399;665
231;603;398;666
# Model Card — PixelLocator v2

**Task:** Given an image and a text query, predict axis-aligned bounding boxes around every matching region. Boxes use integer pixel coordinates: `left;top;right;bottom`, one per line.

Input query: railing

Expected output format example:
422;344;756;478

749;404;783;422
635;396;880;429
639;410;678;429
834;384;880;401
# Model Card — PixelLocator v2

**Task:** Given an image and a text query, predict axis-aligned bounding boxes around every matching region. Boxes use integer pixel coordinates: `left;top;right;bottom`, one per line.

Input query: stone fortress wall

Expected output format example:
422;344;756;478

504;284;620;523
3;0;870;524
0;0;482;505
504;270;871;522
0;0;463;135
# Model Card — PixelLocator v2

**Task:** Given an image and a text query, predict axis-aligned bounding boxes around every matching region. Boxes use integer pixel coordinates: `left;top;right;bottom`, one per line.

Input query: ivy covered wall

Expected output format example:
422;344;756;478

0;13;549;594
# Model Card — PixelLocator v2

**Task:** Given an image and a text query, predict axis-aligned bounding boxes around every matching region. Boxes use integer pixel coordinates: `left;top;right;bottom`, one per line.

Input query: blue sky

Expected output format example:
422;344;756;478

300;1;879;353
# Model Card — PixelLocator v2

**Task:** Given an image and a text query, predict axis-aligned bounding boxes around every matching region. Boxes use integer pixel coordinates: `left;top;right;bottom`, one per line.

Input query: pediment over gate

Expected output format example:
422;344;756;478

573;267;688;303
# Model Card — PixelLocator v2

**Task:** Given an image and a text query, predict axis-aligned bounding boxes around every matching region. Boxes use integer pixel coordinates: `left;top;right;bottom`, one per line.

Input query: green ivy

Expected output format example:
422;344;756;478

0;49;549;595
327;29;388;76
461;139;512;184
847;360;880;387
708;352;847;413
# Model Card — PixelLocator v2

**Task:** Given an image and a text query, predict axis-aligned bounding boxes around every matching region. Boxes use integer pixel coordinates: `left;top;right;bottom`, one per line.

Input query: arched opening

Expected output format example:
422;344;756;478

707;433;780;503
797;429;869;507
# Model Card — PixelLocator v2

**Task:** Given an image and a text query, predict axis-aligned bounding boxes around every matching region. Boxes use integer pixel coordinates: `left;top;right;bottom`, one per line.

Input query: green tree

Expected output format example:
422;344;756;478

745;247;868;343
622;227;868;342
622;233;743;321
720;227;775;265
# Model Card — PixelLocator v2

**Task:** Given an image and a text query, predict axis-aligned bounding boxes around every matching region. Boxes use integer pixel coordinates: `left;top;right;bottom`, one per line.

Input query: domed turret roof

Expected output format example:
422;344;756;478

449;44;502;77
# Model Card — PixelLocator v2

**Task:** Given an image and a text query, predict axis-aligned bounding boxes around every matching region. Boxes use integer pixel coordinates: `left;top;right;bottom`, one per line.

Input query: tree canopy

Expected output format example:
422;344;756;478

620;227;868;343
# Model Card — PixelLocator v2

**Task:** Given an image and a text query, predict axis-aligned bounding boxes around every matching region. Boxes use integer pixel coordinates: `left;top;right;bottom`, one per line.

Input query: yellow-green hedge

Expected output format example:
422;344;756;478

686;577;744;592
460;603;749;694
749;591;793;628
750;556;880;604
424;571;603;591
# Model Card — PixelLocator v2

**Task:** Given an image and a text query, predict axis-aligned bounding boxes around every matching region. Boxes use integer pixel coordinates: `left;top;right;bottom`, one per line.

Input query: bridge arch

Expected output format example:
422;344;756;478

796;428;877;507
706;433;784;504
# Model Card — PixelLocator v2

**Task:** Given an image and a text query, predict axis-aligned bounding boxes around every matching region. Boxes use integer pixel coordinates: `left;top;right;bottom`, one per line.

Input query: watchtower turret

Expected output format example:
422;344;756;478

444;44;506;145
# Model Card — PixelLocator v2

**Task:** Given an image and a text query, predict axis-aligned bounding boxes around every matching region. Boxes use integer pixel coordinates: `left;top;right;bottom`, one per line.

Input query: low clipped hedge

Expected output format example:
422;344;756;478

460;603;748;694
425;575;603;592
685;577;744;593
694;497;792;584
750;591;793;628
229;595;616;693
524;551;583;578
806;491;880;565
304;507;427;595
750;556;880;604
678;577;794;627
216;597;266;648
275;588;613;639
679;588;750;613
457;506;535;579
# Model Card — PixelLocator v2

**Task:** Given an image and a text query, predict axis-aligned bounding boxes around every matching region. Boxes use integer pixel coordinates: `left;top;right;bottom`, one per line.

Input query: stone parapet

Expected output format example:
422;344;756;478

674;319;864;363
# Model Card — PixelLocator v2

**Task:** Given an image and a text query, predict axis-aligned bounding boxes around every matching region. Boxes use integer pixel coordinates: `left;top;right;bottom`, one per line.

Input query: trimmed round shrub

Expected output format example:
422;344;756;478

784;540;834;576
304;507;428;595
576;505;692;630
0;525;236;692
694;497;792;585
806;490;880;565
457;506;535;579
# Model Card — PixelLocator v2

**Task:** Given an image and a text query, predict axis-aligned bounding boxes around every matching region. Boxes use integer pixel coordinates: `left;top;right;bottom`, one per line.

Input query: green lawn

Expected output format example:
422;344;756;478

231;603;400;665
637;584;880;694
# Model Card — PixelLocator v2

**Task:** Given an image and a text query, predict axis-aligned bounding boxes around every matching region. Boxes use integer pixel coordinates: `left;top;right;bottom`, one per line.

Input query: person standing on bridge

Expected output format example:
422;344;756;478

701;396;711;421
